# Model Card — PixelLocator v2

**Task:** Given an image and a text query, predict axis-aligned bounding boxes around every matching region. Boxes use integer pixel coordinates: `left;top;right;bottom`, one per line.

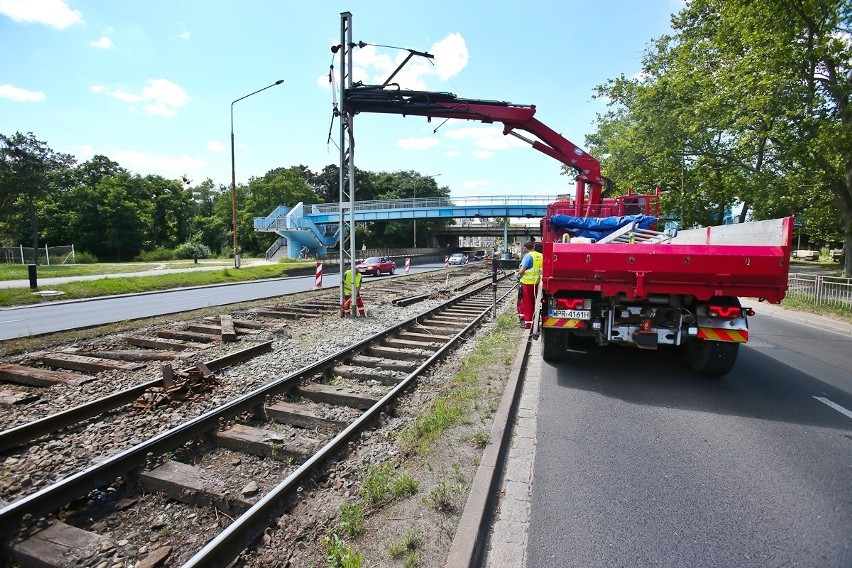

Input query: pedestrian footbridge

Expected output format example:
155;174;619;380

253;196;555;259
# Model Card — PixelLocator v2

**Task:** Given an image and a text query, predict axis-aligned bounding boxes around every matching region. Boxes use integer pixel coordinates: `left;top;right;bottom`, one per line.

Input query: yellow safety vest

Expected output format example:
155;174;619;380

343;269;362;295
520;251;543;285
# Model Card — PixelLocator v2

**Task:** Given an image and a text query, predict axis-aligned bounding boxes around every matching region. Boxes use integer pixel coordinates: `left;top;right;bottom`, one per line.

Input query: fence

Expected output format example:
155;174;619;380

787;273;852;310
0;245;76;265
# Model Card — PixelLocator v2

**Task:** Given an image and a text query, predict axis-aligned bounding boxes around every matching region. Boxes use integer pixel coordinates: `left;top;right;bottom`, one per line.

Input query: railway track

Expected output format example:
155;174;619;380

0;267;520;567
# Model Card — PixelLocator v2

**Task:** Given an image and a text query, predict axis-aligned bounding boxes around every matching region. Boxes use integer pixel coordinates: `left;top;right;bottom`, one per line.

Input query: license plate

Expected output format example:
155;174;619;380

550;309;590;320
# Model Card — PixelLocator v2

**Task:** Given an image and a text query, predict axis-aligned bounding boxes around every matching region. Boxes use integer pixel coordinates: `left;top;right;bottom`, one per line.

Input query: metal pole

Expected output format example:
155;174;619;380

230;79;284;269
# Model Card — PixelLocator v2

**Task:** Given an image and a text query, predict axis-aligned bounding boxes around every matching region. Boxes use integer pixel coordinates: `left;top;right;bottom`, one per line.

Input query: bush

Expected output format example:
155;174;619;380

74;251;99;264
174;242;212;260
135;249;176;261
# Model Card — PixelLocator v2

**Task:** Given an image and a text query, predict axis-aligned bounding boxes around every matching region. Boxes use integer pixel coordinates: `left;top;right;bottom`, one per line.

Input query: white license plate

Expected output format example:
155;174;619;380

550;309;590;320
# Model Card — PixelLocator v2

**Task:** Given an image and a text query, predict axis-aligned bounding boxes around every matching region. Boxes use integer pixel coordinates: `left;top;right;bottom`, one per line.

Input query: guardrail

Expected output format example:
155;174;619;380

787;273;852;308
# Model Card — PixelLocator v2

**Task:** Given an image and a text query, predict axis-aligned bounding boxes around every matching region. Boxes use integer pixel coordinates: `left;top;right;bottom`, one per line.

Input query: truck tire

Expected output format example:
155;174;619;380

685;339;739;376
542;328;570;361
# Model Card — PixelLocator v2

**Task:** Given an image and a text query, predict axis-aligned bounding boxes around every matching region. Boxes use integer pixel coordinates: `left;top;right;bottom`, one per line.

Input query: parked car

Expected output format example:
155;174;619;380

448;253;467;265
356;256;395;276
472;250;486;261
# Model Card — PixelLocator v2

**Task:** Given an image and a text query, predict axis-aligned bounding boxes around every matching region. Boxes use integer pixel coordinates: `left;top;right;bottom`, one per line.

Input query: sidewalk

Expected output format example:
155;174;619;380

751;300;852;337
0;260;277;289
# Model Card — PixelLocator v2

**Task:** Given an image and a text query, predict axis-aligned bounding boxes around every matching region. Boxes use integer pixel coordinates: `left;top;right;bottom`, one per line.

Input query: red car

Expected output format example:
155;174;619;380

356;256;396;276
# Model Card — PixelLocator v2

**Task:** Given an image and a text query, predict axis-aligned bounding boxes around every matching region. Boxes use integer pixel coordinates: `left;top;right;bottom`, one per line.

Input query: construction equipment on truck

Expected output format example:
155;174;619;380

334;18;793;374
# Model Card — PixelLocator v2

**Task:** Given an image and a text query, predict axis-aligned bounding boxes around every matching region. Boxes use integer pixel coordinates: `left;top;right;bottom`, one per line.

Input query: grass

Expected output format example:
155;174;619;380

396;313;519;455
360;462;419;508
0;261;313;307
780;296;852;323
387;530;422;564
322;534;362;568
0;259;248;280
336;501;365;539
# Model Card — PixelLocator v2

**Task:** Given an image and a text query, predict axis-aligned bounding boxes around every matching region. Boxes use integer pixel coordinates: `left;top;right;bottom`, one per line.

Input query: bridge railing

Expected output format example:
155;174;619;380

309;195;561;214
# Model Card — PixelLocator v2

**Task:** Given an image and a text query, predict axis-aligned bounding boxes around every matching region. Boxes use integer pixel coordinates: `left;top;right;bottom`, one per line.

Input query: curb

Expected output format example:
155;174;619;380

445;328;532;567
751;300;852;337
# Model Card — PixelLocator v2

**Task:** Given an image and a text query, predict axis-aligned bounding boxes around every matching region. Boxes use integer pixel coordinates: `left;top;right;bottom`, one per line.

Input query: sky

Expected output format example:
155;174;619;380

0;0;684;202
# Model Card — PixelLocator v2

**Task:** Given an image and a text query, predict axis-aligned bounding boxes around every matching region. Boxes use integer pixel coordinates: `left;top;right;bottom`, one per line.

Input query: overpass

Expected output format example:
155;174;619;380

253;195;556;259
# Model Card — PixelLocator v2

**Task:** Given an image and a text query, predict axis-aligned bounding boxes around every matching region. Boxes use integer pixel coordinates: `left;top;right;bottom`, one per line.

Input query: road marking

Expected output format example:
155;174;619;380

0;319;24;325
813;396;852;420
162;295;211;303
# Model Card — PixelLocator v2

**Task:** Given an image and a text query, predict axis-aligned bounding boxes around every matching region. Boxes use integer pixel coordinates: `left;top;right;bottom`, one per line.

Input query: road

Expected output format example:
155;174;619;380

0;264;448;341
527;306;852;567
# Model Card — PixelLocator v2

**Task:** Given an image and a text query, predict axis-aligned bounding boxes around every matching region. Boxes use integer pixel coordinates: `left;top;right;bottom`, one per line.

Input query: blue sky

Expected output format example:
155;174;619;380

0;0;683;201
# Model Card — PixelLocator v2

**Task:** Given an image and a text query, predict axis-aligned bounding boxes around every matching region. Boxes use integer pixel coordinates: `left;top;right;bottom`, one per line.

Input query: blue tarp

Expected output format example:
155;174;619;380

549;214;658;241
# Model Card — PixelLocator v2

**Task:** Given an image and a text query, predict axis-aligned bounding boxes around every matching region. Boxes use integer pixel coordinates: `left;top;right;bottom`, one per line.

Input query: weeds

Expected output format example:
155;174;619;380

388;529;422;561
337;501;365;539
424;480;464;512
360;461;419;507
322;534;362;568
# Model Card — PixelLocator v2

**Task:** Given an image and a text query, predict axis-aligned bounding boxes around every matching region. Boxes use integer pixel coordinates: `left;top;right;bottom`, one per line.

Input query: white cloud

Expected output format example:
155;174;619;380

444;125;527;151
0;0;83;29
396;137;439;150
0;84;46;102
113;150;206;176
431;33;468;80
472;150;494;159
90;36;113;49
176;24;190;40
332;33;469;92
444;150;460;158
207;140;225;153
92;79;190;117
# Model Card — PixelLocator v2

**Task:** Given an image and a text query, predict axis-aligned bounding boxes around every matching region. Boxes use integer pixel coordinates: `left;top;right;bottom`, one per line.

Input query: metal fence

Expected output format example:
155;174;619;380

787;273;852;309
0;245;76;265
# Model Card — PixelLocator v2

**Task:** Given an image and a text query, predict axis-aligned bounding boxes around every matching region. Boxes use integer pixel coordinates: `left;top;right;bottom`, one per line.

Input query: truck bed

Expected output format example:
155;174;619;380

542;217;793;303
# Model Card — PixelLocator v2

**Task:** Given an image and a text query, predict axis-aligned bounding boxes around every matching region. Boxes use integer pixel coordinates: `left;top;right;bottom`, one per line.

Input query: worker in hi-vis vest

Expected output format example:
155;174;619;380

342;267;365;317
516;241;542;328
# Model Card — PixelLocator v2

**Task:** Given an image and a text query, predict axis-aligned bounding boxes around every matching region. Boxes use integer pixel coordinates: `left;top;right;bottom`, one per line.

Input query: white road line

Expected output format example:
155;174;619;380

0;319;24;324
813;396;852;420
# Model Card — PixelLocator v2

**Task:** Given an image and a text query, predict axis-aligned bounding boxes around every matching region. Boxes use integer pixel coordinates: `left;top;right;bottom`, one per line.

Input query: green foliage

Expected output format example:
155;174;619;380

174;241;212;260
424;480;464;512
135;249;175;261
322;534;362;568
73;251;99;264
586;0;851;267
336;501;365;539
360;462;419;507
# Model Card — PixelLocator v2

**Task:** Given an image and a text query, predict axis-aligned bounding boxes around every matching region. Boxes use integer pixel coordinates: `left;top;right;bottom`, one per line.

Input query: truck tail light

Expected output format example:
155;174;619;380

640;319;652;331
708;305;742;318
556;298;584;309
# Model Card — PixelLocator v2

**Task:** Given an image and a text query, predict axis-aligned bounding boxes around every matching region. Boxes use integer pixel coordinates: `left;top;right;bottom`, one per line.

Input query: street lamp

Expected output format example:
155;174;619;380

230;79;284;268
413;173;441;248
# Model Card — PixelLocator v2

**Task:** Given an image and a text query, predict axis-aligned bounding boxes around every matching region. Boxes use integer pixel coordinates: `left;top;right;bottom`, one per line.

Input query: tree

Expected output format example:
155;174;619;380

587;0;851;275
0;132;74;262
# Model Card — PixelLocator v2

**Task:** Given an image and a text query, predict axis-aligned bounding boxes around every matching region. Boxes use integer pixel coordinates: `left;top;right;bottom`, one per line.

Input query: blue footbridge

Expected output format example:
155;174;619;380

253;195;556;259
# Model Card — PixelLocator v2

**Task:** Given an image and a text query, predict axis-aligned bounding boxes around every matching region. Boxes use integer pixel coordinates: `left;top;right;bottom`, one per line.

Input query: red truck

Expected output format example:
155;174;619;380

342;83;793;375
536;189;793;375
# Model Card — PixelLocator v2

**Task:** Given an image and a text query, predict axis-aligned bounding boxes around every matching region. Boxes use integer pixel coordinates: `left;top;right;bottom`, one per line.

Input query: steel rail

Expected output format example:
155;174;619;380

0;279;507;546
183;283;516;567
0;341;274;453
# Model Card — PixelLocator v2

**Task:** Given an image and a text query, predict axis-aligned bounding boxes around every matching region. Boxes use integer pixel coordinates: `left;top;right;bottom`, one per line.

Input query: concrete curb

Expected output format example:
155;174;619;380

445;328;532;567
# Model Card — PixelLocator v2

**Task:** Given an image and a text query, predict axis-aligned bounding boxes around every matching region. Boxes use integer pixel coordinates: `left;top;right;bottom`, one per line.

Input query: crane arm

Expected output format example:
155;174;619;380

344;86;604;193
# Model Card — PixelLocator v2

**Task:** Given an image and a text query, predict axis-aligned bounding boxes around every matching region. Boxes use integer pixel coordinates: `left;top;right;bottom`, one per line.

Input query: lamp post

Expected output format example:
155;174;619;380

230;79;284;268
413;173;441;248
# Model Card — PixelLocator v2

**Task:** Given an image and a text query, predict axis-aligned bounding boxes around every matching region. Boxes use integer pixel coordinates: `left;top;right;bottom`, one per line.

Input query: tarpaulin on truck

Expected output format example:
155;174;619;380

548;214;657;241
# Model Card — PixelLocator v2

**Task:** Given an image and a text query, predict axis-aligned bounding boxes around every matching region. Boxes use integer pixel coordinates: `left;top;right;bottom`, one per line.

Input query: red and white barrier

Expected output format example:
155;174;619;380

405;257;410;275
444;256;449;268
315;262;323;288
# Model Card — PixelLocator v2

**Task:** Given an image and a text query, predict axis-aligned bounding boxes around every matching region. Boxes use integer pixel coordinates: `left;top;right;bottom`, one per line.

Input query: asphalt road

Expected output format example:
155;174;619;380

527;309;852;567
0;264;449;341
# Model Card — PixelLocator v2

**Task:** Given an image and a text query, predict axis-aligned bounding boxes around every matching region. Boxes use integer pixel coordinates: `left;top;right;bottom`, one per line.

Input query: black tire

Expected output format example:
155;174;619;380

542;327;570;361
375;269;382;277
685;340;739;376
390;267;395;275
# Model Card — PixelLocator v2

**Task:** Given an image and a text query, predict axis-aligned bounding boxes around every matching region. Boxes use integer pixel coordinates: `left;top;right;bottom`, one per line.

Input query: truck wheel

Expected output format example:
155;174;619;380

685;340;739;376
542;328;570;361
